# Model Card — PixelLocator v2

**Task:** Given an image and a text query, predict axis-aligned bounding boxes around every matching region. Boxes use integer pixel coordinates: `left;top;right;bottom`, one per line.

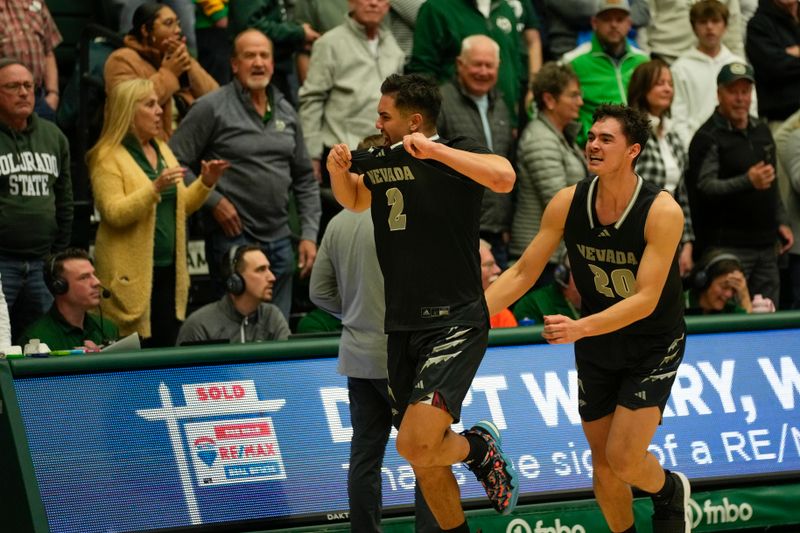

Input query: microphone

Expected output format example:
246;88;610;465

100;286;111;299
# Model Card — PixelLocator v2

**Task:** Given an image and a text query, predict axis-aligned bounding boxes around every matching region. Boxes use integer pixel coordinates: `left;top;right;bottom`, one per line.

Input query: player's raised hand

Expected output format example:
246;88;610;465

403;132;438;159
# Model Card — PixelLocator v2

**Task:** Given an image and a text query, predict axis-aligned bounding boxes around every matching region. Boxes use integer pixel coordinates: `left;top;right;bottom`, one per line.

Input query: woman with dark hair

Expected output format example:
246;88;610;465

511;62;588;285
104;1;218;139
628;59;696;275
684;253;758;314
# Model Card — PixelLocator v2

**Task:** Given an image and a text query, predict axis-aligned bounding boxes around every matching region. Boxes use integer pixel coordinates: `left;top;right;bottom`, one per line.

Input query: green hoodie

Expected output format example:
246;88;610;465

0;113;72;259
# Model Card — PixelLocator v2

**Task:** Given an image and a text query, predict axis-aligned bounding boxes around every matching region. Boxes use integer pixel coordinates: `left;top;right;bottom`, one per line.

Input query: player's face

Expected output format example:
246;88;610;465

240;250;276;302
717;79;752;129
693;17;726;51
0;64;34;123
585;117;637;175
645;67;674;116
232;32;275;91
62;259;102;309
376;94;411;145
592;10;631;49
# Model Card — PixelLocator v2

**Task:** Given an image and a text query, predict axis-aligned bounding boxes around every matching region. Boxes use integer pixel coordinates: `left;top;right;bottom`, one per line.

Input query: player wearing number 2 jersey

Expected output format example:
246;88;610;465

326;73;518;532
486;104;692;533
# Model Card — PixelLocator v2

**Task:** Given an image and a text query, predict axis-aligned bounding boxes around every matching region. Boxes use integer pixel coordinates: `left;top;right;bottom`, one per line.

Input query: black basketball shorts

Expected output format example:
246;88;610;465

575;323;686;422
386;325;488;429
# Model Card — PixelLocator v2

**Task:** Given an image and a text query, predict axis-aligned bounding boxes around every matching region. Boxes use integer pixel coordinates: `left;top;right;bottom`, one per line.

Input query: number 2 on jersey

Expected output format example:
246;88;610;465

386;187;407;231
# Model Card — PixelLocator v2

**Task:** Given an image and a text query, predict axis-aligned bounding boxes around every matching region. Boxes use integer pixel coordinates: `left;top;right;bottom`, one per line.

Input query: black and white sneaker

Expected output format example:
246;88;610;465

652;470;691;533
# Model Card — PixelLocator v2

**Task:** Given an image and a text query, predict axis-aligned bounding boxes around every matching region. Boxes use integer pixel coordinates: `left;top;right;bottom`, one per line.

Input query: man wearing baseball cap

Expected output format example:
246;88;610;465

562;0;649;145
685;61;794;308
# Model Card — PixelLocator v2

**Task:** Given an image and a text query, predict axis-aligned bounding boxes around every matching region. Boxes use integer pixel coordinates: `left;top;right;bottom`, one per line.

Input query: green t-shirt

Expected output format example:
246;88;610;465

19;306;119;351
122;134;177;266
512;283;580;324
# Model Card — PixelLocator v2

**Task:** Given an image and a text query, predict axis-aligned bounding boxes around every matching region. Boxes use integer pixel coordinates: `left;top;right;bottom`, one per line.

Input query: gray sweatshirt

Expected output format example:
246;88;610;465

169;80;321;242
176;295;290;345
310;209;387;379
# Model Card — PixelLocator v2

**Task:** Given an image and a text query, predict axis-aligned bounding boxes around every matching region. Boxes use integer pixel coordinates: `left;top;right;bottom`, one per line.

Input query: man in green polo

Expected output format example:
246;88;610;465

19;248;118;351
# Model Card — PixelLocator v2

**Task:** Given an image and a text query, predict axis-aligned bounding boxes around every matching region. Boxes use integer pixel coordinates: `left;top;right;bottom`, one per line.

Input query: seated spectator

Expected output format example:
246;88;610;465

104;2;219;139
638;0;744;62
671;0;756;149
480;239;518;328
627;59;695;274
512;253;581;324
88;78;229;347
511;62;587;282
176;245;290;344
19;249;119;351
684;252;762;314
746;0;800;129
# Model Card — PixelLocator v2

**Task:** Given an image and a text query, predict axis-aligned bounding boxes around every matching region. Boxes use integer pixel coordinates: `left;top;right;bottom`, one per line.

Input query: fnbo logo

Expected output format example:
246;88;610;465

506;518;586;533
687;497;753;527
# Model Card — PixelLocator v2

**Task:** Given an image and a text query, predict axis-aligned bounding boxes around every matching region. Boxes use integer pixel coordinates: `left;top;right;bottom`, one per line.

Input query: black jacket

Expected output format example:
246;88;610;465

746;0;800;120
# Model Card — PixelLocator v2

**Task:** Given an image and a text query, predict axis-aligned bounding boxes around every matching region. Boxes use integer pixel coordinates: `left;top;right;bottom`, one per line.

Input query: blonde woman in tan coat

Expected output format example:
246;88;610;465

104;2;218;139
88;78;229;346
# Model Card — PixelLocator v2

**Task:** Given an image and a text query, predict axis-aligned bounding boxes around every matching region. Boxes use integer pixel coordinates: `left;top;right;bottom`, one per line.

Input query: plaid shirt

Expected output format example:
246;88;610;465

635;128;695;242
0;0;62;86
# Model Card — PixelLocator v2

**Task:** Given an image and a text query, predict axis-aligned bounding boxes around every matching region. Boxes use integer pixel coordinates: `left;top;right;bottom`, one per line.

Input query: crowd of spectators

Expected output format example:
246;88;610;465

0;0;798;351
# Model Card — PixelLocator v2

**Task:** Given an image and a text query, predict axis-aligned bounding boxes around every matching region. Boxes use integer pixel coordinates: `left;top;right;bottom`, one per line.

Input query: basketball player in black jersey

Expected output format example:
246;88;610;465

326;74;518;533
487;104;691;533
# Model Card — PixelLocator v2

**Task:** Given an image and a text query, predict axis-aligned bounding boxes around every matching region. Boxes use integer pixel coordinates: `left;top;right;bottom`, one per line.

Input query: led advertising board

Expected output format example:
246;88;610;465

12;328;800;532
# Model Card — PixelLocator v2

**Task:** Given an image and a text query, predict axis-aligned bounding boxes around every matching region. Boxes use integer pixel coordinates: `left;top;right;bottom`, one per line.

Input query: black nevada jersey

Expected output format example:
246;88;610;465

350;136;490;332
564;175;684;336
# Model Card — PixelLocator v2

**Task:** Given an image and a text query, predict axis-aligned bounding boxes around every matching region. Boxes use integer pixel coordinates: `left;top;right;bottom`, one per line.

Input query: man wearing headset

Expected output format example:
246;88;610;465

18;248;118;351
176;244;290;345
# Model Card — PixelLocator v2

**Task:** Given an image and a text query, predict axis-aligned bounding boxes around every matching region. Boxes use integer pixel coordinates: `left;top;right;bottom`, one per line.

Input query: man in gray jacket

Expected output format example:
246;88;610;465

170;29;321;320
176;245;290;345
310;208;437;532
437;35;514;267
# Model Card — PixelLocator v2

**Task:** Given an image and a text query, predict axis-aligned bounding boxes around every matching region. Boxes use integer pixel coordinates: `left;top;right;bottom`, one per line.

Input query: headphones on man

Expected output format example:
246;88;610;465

224;245;260;296
45;249;110;298
46;252;70;295
687;253;742;290
554;252;571;288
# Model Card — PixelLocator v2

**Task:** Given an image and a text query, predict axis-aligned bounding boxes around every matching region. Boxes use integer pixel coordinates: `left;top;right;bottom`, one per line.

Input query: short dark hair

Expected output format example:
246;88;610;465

591;104;650;165
532;62;579;112
627;59;671;115
690;0;729;26
45;248;92;291
380;73;442;125
223;244;263;278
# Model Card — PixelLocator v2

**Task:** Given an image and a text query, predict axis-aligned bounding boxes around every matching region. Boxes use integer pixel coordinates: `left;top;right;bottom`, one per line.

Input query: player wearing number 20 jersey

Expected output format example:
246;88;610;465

351;135;492;333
